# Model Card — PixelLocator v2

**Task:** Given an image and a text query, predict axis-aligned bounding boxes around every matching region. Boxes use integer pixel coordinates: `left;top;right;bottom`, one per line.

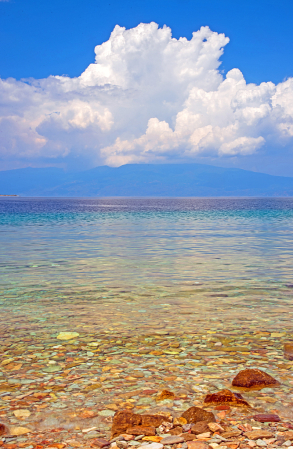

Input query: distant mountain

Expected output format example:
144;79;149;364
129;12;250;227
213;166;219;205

1;163;293;197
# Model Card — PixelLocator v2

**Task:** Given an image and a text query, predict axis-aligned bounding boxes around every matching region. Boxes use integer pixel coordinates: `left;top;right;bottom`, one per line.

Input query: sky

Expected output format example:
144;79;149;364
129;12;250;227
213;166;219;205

1;0;293;176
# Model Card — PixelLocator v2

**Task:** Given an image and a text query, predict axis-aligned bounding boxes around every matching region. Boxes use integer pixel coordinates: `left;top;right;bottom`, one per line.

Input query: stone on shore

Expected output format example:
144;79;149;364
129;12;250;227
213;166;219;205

252;413;280;422
245;430;274;440
190;421;210;435
181;407;216;424
204;389;250;407
187;441;210;449
138;443;163;449
160;436;184;445
231;369;280;389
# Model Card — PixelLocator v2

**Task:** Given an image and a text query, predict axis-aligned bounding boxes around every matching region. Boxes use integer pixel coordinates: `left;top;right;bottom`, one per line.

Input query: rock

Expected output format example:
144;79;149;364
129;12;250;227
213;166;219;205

170;427;183;435
284;432;293;440
284;343;293;361
187;441;210;449
204;389;250;407
9;426;31;436
93;439;111;448
231;369;280;389
252;414;280;423
182;424;192;432
142;436;162;443
157;390;175;401
221;431;242;439
111;410;142;438
196;432;211;439
181;407;216;424
255;440;267;447
182;433;197;441
160;436;185;445
191;422;210;435
56;331;80;340
245;431;274;440
138;444;163;449
127;426;156;436
13;409;31;418
208;423;224;433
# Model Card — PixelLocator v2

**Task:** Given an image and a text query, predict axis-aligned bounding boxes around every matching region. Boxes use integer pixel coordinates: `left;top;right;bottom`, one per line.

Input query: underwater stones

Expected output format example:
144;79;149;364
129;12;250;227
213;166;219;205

126;426;156;436
252;414;280;423
57;332;80;340
231;369;280;389
181;407;216;424
284;343;293;360
157;389;175;401
190;421;210;435
204;389;250;407
9;426;31;436
13;409;31;418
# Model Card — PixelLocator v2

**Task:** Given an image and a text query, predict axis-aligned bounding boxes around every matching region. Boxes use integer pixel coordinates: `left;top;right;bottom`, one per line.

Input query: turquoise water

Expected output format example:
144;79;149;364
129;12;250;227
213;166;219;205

1;197;293;336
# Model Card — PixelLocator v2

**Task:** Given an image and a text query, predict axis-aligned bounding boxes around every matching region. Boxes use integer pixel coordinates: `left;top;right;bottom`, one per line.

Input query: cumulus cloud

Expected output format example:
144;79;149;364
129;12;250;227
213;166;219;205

1;22;293;168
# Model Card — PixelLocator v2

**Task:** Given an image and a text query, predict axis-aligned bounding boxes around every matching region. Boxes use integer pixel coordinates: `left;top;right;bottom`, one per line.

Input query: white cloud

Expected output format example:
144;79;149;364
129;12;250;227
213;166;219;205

1;22;293;168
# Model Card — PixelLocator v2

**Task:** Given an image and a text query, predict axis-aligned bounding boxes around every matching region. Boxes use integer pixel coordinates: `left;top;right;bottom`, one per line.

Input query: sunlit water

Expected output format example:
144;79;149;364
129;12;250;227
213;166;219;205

1;197;293;337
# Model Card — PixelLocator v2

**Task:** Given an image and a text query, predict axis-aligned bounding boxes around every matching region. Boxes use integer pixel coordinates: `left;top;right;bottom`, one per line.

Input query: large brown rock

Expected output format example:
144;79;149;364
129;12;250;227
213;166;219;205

111;410;142;438
231;369;279;389
181;407;215;424
284;343;293;361
111;411;168;438
190;421;210;435
204;389;250;407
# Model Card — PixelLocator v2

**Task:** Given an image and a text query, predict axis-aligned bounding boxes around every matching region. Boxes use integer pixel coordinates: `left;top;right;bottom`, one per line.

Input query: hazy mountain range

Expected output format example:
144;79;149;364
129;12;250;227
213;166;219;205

1;163;293;197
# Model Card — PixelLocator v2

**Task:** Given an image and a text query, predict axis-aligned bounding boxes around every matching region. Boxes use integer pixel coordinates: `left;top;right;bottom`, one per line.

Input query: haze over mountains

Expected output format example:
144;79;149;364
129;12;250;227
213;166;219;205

1;164;293;197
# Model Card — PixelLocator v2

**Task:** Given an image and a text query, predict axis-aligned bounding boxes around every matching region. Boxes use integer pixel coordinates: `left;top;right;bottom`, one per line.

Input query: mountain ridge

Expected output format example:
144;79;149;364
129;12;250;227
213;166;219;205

1;163;293;197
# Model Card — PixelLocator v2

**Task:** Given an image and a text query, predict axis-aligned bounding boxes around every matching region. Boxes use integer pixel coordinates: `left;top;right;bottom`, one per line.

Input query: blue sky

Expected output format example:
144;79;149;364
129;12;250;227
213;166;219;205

1;0;293;175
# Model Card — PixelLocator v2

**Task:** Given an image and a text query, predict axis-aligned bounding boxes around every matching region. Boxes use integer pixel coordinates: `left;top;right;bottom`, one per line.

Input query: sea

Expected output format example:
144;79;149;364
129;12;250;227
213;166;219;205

1;197;293;432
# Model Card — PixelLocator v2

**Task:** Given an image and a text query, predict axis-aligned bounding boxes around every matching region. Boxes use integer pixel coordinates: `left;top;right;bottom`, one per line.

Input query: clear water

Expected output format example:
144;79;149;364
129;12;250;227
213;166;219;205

1;197;293;337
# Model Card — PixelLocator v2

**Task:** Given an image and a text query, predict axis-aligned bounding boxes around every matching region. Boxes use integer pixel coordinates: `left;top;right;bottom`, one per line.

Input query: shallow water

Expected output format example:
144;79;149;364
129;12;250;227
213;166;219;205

1;197;293;441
